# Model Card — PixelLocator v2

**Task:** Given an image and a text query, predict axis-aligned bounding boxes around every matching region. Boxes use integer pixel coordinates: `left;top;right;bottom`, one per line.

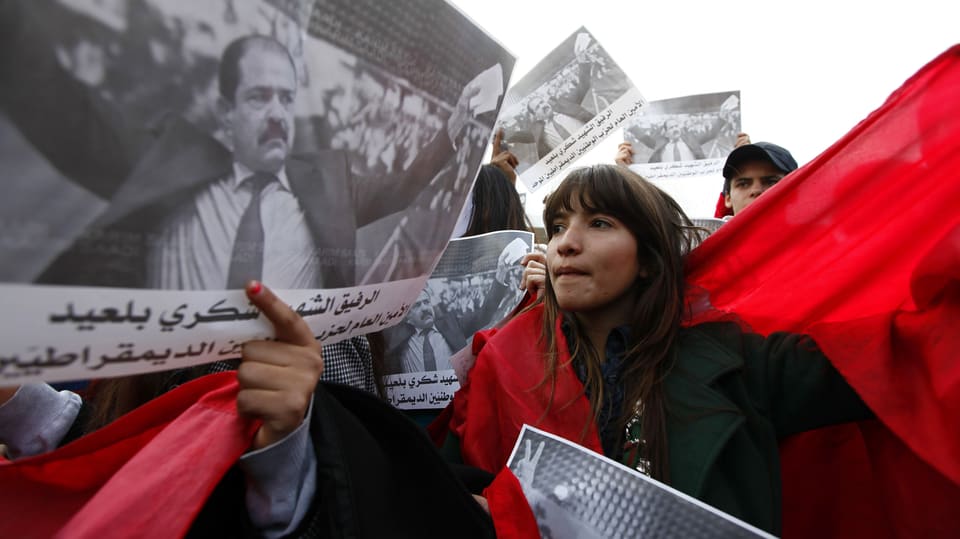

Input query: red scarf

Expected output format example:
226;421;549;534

0;373;257;538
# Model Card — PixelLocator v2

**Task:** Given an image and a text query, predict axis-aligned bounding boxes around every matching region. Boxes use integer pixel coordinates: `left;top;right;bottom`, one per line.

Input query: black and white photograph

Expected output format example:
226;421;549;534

507;426;775;539
0;0;513;289
623;91;741;179
382;230;532;409
0;0;515;385
495;27;644;190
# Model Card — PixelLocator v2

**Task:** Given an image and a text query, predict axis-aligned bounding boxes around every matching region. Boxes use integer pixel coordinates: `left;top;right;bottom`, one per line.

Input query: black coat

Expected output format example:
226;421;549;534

183;383;495;538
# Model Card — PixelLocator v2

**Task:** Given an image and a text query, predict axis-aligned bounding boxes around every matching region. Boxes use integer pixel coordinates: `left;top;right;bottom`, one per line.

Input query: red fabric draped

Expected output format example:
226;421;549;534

685;45;960;537
485;468;541;539
713;192;733;218
0;373;257;539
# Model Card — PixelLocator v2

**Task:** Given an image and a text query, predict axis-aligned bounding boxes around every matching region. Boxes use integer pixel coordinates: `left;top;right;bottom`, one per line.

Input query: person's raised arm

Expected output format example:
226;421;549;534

351;67;502;225
236;281;324;537
489;129;519;184
615;141;635;166
731;326;873;438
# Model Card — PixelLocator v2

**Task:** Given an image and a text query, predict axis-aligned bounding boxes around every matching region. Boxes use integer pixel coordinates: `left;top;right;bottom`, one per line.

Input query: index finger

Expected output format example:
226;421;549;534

492;128;504;159
246;281;318;348
521;251;546;266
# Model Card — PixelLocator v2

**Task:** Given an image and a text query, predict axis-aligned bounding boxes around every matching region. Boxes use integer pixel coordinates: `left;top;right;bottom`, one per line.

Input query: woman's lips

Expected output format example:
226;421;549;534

554;267;588;278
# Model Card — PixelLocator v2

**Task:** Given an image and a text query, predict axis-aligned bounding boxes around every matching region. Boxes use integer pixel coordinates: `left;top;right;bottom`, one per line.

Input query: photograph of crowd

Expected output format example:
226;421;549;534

497;28;634;174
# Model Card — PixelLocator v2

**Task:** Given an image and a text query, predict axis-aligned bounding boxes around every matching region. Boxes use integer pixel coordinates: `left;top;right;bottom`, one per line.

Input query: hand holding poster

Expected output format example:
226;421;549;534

382;230;533;409
623;91;742;180
496;27;645;191
0;0;515;385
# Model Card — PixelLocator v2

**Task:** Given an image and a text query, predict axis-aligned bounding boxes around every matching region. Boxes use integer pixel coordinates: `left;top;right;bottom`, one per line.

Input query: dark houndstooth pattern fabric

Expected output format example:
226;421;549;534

319;336;377;395
191;337;376;395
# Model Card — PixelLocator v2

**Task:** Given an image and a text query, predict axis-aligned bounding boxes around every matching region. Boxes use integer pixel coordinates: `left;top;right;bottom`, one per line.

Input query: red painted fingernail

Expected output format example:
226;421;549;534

248;281;262;295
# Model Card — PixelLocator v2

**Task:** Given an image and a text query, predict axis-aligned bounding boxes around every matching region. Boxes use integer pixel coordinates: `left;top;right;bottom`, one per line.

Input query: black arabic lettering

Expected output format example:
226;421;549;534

218;340;243;357
159;304;188;331
184;299;260;329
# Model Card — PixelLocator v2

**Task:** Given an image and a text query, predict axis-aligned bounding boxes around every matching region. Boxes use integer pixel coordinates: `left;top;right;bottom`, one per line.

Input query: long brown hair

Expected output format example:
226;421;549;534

464;165;532;237
539;165;703;481
85;368;205;431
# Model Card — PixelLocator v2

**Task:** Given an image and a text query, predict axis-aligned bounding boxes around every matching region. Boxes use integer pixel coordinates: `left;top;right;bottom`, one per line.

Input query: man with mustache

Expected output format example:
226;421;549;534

392;287;458;373
0;10;500;535
1;27;483;290
384;238;528;375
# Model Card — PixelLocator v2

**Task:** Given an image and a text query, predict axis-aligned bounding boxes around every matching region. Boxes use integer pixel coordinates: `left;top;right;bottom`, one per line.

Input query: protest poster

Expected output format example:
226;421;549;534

0;0;515;385
507;425;775;539
382;229;532;409
497;27;645;192
624;91;741;180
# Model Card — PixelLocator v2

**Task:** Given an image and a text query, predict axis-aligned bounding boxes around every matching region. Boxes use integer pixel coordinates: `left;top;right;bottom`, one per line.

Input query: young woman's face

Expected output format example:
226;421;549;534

546;199;643;322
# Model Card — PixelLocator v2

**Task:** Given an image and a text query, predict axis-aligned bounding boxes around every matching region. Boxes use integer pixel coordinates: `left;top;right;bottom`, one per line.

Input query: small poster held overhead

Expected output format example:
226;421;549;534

497;27;645;192
624;91;742;180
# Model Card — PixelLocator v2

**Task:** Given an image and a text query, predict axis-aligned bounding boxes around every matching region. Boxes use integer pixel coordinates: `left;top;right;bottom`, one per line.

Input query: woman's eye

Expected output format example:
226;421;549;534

550;223;566;234
590;219;612;228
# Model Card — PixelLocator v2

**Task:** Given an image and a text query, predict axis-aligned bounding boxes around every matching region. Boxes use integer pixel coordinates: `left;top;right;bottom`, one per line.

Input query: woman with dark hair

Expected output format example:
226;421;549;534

463;164;531;237
447;164;875;535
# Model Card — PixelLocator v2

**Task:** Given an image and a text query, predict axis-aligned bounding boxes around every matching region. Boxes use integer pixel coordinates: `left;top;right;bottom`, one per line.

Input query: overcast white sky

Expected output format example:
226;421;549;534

451;0;958;223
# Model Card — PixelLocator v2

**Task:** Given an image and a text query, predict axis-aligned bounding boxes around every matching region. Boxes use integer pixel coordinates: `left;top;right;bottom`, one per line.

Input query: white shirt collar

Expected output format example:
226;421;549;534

231;161;292;192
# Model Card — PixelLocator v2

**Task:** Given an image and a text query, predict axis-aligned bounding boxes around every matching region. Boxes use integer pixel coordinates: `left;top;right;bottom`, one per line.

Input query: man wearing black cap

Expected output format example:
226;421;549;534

721;140;799;215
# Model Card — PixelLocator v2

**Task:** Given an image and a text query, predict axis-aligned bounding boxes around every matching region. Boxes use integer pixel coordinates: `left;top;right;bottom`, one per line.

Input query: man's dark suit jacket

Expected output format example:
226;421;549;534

0;1;452;289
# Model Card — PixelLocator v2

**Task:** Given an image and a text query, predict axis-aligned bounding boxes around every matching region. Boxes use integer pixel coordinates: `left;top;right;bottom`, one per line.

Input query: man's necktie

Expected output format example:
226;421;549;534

672;142;682;161
422;330;437;371
226;173;275;289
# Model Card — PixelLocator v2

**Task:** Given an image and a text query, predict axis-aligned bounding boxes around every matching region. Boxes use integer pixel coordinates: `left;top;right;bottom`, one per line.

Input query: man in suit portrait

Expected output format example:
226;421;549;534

383;237;527;374
385;287;465;374
628;116;731;164
1;3;490;290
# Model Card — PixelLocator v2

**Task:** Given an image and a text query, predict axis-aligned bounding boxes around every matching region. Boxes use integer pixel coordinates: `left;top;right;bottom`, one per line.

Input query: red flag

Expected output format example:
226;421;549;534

686;45;960;537
0;373;257;539
713;191;733;218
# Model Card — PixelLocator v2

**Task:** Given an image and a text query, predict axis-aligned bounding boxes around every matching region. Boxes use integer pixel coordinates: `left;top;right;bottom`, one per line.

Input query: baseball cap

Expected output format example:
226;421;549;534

722;142;799;191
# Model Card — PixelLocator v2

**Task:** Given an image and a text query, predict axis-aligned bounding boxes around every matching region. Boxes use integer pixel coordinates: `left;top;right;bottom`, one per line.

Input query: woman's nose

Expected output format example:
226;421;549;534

554;226;582;255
